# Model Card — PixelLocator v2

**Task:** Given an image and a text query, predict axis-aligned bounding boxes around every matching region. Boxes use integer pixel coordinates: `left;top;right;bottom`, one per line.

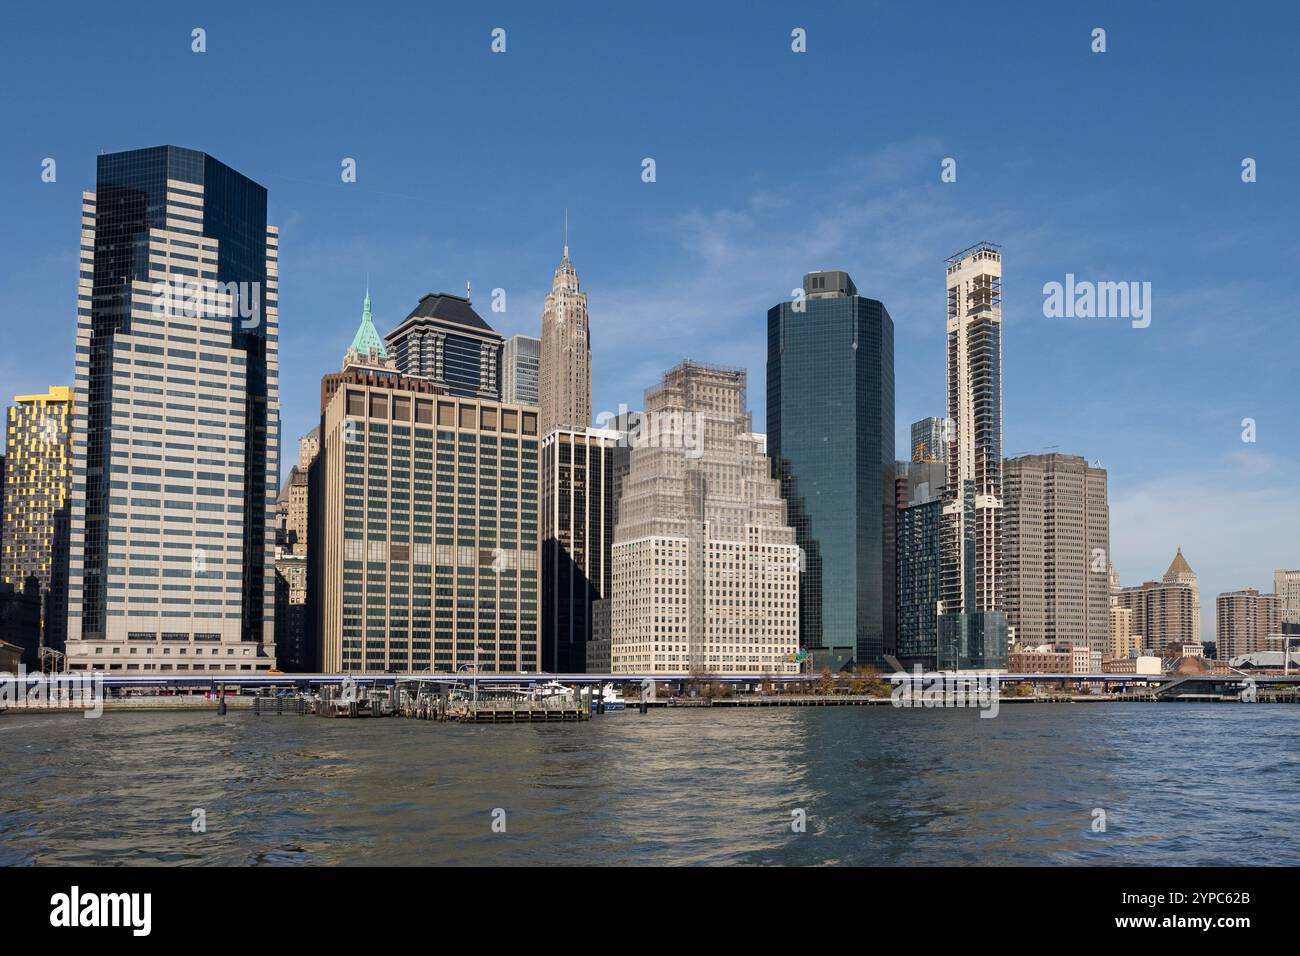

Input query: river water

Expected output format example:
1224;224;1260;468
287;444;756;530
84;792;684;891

1;704;1296;865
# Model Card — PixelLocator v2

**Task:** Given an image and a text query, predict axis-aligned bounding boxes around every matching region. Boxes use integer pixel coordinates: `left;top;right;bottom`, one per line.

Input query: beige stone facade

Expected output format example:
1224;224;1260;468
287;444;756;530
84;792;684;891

1109;604;1139;659
538;246;591;435
610;361;799;675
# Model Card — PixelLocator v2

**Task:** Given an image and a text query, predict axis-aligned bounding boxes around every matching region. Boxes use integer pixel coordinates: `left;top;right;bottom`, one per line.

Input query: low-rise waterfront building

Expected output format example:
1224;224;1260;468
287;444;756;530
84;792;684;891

1007;643;1072;674
0;638;22;673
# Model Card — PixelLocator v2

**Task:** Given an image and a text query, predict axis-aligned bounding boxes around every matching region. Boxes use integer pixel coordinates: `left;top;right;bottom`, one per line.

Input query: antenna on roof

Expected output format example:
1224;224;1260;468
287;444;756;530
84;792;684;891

466;279;471;302
564;208;569;258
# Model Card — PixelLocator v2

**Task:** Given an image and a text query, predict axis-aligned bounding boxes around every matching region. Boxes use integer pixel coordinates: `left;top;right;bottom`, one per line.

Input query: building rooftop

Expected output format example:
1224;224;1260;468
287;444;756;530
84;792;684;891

946;241;1003;265
1166;547;1195;578
347;290;388;359
396;293;500;336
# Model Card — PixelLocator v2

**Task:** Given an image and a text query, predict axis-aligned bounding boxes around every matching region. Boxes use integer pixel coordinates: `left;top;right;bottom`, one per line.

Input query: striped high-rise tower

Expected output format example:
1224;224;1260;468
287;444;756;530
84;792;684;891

65;146;280;674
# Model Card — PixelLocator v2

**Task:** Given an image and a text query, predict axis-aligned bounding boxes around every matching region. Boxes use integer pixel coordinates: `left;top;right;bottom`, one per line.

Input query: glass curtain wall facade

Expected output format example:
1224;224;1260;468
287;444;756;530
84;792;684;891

767;272;894;668
502;335;541;407
541;427;620;672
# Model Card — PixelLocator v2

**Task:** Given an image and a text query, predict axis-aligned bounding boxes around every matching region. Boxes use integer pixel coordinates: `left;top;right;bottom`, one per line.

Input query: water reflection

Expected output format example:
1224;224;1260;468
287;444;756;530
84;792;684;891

1;705;1297;865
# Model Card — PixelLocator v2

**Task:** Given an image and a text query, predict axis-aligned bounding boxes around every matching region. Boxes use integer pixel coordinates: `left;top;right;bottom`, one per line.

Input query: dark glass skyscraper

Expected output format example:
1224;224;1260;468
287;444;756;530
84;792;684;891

541;427;623;672
767;271;895;668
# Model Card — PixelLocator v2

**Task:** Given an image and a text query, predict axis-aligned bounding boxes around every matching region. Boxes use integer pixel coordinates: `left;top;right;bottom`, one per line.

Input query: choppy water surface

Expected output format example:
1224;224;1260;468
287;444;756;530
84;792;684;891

2;704;1297;865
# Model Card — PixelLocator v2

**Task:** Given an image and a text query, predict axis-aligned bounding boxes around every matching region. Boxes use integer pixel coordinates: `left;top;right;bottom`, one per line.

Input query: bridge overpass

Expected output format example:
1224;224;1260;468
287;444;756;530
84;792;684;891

8;670;1297;693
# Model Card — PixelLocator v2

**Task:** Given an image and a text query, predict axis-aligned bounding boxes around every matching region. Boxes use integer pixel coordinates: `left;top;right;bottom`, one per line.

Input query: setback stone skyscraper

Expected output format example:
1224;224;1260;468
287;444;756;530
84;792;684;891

611;362;800;675
938;243;1007;670
767;271;894;669
65;146;280;673
538;241;591;435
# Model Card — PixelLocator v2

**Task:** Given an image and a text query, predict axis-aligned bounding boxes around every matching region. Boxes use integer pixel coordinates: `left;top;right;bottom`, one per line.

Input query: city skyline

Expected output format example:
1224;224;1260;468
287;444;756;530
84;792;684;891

2;4;1297;642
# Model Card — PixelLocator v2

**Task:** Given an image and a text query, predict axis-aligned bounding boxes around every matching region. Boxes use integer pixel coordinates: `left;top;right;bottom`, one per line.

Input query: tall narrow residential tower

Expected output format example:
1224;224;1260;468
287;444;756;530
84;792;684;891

65;146;280;673
538;235;591;435
939;243;1007;669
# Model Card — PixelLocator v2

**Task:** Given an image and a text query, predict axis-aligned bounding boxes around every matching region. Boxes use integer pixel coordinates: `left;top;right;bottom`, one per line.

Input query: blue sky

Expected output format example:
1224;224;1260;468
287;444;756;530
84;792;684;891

1;1;1296;636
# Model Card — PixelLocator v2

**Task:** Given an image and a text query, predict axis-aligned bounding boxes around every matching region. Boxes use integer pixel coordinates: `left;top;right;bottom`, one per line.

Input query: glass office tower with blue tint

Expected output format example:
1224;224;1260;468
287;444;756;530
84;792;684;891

767;271;894;669
65;146;280;671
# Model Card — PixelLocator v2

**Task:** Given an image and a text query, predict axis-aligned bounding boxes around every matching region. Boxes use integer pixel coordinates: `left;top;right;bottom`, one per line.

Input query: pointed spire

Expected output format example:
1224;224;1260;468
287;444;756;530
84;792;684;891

1165;546;1195;581
344;286;389;369
553;212;578;291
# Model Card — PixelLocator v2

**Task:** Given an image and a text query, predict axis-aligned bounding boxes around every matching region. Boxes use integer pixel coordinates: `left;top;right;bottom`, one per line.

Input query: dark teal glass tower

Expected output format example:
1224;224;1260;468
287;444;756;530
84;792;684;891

767;271;894;668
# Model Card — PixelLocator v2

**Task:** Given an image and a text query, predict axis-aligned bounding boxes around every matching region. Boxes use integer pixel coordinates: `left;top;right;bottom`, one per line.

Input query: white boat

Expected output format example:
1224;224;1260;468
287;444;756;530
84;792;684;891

599;683;626;711
529;680;575;704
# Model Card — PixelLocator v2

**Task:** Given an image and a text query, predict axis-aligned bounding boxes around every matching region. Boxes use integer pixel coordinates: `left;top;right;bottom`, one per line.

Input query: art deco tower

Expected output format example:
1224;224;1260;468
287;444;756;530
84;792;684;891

538;233;591;435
